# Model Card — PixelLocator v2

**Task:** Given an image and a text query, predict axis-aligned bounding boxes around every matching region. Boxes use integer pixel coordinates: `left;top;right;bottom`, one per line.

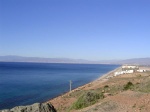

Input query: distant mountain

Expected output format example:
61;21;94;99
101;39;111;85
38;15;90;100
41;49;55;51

115;58;150;65
0;55;150;65
0;55;94;64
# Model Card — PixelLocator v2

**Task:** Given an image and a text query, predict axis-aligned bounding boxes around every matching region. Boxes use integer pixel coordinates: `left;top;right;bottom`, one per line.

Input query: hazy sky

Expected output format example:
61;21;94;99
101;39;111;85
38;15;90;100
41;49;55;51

0;0;150;60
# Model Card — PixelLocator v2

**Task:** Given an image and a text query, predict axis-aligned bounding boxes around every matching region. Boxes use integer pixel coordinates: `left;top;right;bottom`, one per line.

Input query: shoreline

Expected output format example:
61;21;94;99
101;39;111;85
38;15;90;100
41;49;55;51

2;65;150;112
47;66;121;103
0;64;120;110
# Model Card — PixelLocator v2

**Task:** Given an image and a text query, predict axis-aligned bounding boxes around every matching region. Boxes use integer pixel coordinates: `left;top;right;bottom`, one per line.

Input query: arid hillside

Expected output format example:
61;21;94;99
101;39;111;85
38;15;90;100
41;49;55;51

48;67;150;112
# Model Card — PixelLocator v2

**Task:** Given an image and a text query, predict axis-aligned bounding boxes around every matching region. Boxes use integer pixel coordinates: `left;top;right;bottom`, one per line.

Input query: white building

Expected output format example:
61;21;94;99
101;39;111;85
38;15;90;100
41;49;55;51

114;70;134;76
137;69;146;72
125;70;134;73
122;65;137;69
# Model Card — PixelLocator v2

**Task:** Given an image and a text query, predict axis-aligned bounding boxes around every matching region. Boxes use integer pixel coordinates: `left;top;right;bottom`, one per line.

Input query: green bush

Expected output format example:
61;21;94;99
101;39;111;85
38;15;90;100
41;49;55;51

72;91;104;109
104;85;109;88
124;81;134;90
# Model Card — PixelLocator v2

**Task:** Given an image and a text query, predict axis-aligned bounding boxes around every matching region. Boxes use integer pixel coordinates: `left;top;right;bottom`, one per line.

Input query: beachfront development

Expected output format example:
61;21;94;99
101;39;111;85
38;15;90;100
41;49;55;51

114;65;147;76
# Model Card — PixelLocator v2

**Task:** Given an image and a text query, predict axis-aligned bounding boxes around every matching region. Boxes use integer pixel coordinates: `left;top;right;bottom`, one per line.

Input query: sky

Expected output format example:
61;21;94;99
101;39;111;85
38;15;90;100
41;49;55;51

0;0;150;60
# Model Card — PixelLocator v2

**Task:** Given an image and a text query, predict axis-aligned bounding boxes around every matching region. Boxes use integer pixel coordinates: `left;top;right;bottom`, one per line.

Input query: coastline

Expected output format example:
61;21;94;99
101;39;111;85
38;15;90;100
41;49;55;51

0;66;121;112
47;66;121;108
47;66;150;112
2;65;150;112
0;63;119;110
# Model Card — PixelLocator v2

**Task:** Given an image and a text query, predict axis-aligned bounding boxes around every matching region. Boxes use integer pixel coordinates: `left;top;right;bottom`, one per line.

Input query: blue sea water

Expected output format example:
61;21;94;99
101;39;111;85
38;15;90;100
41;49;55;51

0;62;119;109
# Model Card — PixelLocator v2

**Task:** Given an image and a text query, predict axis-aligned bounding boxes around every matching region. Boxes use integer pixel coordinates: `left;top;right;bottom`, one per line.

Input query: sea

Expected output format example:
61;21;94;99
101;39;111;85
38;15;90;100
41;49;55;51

0;62;120;109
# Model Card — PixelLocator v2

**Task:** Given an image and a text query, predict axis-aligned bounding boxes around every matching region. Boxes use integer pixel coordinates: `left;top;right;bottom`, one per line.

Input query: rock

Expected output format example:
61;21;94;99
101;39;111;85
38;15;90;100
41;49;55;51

0;103;57;112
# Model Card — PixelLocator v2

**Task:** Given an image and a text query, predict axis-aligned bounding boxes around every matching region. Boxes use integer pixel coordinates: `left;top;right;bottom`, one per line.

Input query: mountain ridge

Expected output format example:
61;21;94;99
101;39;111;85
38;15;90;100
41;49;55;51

0;55;150;65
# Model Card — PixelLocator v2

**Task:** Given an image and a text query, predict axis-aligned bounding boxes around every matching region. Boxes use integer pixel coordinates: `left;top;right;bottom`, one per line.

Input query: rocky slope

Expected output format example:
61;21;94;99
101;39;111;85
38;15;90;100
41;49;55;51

0;103;56;112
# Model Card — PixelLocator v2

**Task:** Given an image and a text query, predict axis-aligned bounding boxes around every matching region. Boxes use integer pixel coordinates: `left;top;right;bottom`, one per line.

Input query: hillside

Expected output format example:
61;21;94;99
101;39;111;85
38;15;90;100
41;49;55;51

48;67;150;112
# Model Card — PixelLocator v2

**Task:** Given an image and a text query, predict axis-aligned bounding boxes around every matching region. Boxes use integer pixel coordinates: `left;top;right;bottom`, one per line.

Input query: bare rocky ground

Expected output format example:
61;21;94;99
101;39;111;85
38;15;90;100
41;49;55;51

48;67;150;112
0;103;57;112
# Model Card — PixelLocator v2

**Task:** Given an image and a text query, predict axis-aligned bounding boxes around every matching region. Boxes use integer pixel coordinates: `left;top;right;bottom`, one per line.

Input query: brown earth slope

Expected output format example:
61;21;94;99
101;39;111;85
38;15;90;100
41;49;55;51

48;68;150;112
